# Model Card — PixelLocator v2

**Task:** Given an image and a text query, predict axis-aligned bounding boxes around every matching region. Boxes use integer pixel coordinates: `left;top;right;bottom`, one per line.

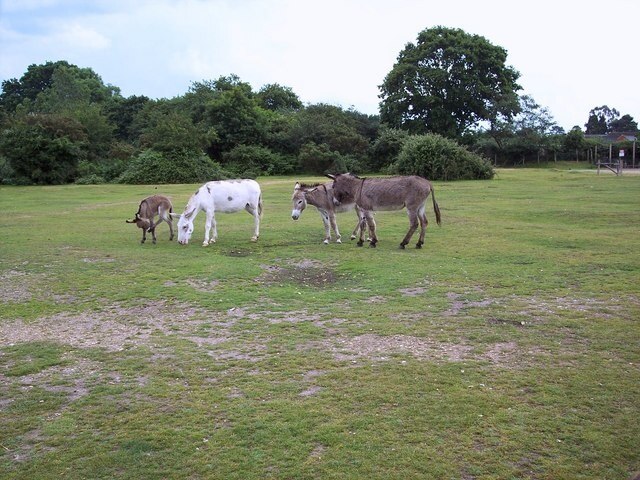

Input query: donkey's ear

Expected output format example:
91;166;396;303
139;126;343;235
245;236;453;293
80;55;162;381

184;207;197;219
325;174;336;180
294;182;300;190
169;212;180;219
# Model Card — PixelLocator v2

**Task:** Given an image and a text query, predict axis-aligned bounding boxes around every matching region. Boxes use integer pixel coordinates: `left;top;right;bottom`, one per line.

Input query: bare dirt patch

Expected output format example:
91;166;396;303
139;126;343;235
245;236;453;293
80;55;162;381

445;292;493;316
185;278;220;292
0;270;41;302
0;302;221;352
399;287;428;297
304;333;548;368
257;260;340;288
329;334;474;363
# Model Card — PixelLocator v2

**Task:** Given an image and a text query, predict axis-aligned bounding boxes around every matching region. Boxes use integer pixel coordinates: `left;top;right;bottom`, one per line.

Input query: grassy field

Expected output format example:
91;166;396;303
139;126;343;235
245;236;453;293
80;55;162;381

1;169;639;479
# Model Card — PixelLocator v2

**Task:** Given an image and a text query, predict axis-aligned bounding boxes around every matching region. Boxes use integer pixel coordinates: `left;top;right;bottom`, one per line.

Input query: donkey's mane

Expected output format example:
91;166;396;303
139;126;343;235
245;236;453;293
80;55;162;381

182;191;200;212
299;182;323;189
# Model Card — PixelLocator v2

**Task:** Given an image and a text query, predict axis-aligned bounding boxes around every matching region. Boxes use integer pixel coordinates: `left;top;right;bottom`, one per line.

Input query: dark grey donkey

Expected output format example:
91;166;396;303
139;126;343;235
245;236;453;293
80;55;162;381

327;173;441;249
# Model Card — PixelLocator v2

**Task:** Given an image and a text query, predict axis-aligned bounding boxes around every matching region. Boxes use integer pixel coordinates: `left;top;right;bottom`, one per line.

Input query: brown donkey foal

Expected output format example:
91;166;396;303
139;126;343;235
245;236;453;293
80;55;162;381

126;195;174;244
327;173;441;249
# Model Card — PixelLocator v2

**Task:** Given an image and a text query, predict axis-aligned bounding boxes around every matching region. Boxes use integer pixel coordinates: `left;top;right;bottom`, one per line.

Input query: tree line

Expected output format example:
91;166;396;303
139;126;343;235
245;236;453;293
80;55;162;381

1;27;637;185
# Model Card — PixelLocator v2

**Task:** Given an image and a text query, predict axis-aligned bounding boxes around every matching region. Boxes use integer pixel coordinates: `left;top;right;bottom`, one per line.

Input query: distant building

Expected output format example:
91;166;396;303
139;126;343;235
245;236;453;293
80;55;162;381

584;132;637;167
584;132;637;143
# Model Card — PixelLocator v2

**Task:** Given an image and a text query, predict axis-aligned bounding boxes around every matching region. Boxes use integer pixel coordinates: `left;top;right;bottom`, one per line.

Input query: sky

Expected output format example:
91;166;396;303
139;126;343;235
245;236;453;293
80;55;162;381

1;0;638;132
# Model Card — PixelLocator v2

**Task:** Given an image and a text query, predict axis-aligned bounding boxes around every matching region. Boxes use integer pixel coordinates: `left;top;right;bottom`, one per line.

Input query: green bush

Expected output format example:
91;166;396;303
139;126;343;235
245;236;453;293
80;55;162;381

297;142;358;175
392;133;494;180
118;149;230;184
222;144;296;177
370;127;409;172
0;114;88;184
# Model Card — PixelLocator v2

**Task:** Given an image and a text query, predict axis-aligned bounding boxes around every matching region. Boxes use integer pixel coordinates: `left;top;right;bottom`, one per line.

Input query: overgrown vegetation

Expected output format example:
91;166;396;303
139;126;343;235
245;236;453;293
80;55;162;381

1;36;637;185
0;170;638;478
392;133;494;180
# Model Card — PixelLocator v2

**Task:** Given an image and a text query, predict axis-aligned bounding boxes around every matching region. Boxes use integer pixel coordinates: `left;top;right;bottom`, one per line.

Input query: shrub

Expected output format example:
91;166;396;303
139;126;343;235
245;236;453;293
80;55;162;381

75;174;106;185
222;144;296;177
0;114;88;184
370;127;409;172
392;133;494;180
118;149;229;184
297;142;354;175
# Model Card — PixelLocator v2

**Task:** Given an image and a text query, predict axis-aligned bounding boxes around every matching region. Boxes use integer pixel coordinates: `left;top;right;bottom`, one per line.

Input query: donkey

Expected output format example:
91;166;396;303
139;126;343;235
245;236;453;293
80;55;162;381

126;195;174;244
291;182;376;244
327;173;441;249
172;179;262;246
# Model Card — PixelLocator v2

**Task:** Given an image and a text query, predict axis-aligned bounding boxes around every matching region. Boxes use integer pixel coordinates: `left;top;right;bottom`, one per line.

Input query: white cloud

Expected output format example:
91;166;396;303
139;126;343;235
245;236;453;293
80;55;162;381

53;22;110;49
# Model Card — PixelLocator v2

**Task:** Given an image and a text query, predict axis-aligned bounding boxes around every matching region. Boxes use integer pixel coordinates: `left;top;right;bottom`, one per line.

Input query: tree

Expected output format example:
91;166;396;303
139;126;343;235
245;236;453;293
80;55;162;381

27;66;116;162
564;127;587;160
513;95;559;135
0;114;88;184
370;127;409;172
609;114;638;133
288;104;369;158
584;105;619;134
104;95;150;141
205;79;267;157
257;83;302;111
379;26;521;138
0;61;72;114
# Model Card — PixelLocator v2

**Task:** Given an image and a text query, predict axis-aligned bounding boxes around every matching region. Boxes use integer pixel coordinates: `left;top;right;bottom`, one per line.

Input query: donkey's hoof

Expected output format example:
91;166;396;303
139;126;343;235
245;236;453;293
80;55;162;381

369;242;377;248
399;243;406;250
350;235;356;240
356;240;364;247
336;238;342;244
251;236;258;242
323;239;330;245
415;243;423;249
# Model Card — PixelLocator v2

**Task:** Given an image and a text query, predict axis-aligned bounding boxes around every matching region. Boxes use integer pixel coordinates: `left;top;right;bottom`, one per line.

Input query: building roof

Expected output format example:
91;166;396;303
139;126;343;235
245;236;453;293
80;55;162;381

585;132;638;142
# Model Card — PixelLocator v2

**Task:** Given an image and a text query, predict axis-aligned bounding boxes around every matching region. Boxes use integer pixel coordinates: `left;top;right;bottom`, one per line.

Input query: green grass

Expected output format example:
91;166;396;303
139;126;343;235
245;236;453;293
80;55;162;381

1;170;639;479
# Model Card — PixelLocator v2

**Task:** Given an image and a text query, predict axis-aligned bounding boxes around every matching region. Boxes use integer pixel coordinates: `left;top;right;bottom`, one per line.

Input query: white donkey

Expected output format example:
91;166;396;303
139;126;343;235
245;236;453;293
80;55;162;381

173;179;263;246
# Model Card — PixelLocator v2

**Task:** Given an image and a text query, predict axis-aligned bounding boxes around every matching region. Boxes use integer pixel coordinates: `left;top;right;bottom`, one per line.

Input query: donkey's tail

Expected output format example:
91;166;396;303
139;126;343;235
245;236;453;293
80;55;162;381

258;194;264;219
431;186;441;226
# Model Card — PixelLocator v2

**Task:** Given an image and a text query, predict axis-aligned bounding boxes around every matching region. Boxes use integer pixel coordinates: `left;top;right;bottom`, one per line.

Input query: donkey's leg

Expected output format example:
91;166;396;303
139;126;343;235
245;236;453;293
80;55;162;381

400;209;419;249
366;212;377;242
365;212;377;247
153;217;164;242
415;205;428;249
203;211;215;246
356;216;366;247
328;212;342;243
351;207;362;240
164;215;174;241
350;218;360;240
141;229;146;244
150;227;158;244
317;210;331;244
158;209;174;241
245;203;260;242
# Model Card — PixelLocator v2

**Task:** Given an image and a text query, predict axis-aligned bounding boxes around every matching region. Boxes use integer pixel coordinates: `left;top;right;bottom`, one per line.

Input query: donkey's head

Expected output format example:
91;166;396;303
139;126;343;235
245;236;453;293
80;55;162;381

125;213;151;230
291;182;309;220
176;207;196;244
326;173;359;205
